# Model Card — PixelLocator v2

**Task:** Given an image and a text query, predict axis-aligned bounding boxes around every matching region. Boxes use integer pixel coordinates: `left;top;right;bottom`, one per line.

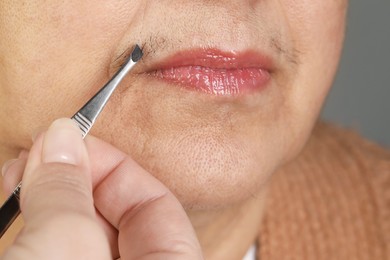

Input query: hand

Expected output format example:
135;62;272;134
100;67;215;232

1;119;203;259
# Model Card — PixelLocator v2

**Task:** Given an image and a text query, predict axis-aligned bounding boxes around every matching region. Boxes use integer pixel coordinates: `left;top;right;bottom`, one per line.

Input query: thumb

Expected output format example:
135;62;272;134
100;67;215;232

21;118;94;221
6;119;109;259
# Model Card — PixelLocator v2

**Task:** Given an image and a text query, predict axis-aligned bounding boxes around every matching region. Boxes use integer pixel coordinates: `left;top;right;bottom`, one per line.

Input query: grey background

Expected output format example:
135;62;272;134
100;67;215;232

321;0;389;147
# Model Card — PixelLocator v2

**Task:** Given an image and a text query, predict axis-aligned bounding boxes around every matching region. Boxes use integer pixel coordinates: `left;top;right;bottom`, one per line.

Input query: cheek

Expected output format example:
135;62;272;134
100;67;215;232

280;1;348;150
0;1;146;146
284;0;348;78
287;0;348;72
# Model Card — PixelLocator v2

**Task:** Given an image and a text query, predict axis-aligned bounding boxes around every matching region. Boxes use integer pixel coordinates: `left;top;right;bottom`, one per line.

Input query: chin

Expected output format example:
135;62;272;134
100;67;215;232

110;125;295;210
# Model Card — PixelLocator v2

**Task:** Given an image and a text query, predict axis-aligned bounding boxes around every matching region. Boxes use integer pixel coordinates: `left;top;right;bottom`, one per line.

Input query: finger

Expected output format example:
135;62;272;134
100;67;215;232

96;209;119;257
21;119;93;219
7;119;110;259
91;151;203;259
2;159;25;196
97;160;203;259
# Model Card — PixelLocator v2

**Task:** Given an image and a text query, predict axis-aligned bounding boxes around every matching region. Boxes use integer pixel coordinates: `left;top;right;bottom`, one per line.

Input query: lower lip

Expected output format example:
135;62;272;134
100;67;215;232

150;49;272;96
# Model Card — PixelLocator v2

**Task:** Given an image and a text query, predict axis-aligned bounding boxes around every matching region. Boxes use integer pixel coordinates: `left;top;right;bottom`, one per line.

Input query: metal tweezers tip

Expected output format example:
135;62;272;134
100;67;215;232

131;44;143;62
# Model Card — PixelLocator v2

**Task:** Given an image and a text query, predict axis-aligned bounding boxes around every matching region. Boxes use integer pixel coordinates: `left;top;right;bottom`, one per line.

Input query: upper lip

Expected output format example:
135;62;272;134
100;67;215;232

142;48;275;73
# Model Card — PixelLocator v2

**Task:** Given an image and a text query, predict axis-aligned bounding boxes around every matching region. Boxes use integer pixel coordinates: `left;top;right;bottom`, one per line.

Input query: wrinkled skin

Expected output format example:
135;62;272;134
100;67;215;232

0;1;348;258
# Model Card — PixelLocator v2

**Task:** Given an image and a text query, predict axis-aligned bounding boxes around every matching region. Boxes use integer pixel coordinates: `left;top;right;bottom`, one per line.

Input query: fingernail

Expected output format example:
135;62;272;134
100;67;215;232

42;118;84;165
2;159;18;177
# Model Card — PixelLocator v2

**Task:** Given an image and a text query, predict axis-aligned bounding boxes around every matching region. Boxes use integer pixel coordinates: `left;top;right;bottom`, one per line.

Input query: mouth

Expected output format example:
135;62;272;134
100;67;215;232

144;48;274;96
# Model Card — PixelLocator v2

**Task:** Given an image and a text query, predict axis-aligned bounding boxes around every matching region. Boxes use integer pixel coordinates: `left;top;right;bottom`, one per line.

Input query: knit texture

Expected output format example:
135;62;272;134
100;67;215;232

258;122;390;260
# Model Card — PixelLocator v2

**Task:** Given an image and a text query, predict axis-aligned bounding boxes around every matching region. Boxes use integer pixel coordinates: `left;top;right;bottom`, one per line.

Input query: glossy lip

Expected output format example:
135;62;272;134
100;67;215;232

146;48;274;96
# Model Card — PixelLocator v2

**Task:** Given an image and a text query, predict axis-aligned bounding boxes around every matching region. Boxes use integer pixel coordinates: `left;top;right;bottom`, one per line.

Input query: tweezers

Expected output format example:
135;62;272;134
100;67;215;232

0;44;143;238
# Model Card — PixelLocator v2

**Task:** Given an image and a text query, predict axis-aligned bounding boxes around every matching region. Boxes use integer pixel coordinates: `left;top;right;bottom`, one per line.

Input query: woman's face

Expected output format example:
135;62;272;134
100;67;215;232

0;1;347;209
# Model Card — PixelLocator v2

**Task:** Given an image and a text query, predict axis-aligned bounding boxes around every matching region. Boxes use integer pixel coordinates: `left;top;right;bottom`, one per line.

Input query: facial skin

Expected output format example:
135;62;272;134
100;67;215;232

0;0;347;258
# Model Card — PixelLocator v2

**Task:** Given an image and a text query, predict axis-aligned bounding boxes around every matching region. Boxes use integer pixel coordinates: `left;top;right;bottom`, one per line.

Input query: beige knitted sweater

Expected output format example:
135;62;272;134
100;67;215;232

258;123;390;260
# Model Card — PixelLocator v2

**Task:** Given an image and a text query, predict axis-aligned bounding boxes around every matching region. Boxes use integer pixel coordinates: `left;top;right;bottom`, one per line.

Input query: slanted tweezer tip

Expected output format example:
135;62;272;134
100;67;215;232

131;44;143;62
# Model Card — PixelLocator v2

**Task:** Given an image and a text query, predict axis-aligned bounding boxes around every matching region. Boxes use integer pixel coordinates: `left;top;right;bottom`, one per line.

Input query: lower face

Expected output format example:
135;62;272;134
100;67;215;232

0;1;347;209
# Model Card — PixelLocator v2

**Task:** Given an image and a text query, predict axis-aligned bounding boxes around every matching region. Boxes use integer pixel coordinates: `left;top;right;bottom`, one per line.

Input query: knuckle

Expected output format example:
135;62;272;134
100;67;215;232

23;163;91;203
